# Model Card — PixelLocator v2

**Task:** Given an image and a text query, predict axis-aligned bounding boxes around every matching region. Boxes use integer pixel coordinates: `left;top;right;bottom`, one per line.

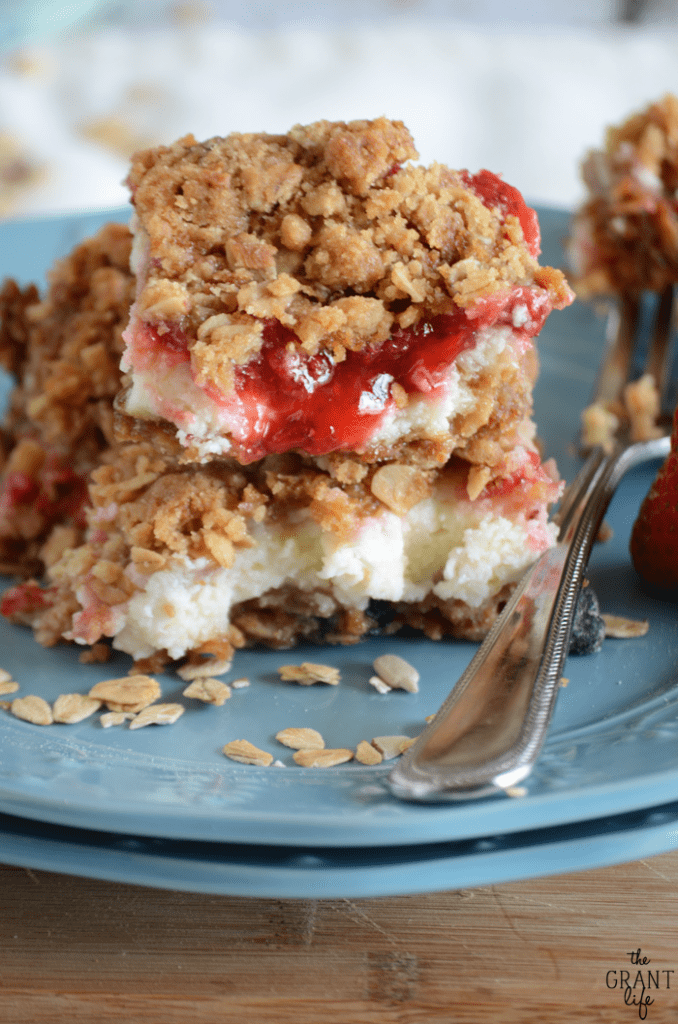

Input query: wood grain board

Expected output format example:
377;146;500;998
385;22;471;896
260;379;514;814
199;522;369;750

2;853;678;1022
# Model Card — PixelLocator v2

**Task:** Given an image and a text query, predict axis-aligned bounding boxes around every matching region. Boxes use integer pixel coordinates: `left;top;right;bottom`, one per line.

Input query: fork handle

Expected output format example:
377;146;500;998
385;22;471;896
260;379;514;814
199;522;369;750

388;435;670;802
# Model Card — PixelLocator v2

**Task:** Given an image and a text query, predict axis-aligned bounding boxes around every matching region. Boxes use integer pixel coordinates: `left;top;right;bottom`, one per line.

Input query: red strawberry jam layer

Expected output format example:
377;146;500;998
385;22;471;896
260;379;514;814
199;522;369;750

0;456;89;530
126;284;554;464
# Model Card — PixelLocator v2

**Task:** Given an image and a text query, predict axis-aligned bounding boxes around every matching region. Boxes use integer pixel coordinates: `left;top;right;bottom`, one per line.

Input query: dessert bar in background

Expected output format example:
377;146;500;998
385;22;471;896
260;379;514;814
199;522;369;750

569;93;678;297
569;94;678;590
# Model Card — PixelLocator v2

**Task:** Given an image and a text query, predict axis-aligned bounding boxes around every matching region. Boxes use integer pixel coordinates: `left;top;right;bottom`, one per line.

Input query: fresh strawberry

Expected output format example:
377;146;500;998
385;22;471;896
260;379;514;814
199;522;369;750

630;406;678;587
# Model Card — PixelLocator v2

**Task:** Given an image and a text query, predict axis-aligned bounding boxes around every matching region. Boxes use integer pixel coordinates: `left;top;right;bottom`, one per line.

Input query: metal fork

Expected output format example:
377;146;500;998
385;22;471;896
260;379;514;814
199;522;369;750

388;287;675;803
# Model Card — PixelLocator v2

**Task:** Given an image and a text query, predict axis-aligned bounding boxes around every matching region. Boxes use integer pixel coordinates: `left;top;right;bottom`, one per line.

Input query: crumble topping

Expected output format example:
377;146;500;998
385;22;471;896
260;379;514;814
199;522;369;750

0;223;133;577
126;117;570;388
5;222;132;450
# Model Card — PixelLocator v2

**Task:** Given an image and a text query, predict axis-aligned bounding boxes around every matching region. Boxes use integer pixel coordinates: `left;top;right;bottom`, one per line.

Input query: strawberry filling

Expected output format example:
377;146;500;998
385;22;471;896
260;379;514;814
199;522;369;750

126;285;554;463
0;460;89;529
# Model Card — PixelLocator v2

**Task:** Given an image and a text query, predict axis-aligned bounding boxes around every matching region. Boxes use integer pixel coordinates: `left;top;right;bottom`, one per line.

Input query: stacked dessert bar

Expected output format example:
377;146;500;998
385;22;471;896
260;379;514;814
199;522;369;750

0;118;573;675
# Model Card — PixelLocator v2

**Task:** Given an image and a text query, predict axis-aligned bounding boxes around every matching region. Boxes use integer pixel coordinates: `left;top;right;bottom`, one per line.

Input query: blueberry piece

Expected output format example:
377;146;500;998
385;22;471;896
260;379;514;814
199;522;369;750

568;585;606;655
366;599;395;632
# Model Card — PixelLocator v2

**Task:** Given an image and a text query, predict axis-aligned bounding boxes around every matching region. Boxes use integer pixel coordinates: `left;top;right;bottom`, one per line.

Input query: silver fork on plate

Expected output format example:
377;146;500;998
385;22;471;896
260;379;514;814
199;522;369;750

388;287;675;803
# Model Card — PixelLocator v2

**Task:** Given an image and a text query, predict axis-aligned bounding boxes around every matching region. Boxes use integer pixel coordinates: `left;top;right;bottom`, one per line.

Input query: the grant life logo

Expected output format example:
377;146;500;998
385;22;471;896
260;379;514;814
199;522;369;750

605;948;674;1019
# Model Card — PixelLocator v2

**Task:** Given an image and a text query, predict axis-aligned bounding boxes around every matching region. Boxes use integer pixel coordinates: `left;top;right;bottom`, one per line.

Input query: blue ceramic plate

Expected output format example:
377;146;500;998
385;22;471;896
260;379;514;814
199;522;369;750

0;206;677;849
2;799;678;898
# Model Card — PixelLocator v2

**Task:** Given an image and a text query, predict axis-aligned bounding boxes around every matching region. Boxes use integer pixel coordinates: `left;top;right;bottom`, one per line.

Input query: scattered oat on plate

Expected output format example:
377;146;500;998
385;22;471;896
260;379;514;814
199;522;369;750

602;614;650;639
276;727;325;750
278;663;341;686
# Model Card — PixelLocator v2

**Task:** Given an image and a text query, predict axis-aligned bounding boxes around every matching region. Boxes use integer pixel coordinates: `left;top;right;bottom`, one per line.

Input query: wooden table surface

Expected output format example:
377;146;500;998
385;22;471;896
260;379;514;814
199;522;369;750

2;851;678;1023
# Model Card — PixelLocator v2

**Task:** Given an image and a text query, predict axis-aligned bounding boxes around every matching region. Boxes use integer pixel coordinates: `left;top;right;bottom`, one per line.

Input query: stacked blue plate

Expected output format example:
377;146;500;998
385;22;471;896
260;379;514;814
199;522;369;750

1;208;677;898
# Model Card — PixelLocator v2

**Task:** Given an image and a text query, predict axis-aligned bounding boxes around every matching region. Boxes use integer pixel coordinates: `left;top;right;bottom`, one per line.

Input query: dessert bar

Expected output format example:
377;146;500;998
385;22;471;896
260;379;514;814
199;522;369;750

569;94;678;297
0;119;573;673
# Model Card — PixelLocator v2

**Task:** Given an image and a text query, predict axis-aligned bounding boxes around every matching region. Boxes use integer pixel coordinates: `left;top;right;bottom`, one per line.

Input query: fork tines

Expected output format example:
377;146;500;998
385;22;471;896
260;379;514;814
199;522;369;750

594;284;676;430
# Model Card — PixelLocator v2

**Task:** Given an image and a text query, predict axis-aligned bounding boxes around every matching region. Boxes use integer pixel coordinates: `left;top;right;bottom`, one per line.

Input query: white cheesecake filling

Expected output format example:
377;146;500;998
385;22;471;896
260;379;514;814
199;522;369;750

108;492;556;661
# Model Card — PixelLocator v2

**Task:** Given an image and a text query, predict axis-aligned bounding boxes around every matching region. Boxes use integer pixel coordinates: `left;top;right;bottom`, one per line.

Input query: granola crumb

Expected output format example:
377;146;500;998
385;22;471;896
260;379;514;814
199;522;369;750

10;694;53;725
278;662;341;686
275;726;325;750
368;675;392;695
128;703;185;729
371;735;416;760
100;711;136;728
372;653;419;692
88;674;161;712
176;656;233;681
131;651;172;676
182;677;232;705
624;372;662;443
355;740;383;765
230;677;250;689
78;643;112;664
293;748;354;767
602;613;650;639
0;679;19;696
52;693;103;724
581;400;619;453
222;739;273;766
0;668;13;684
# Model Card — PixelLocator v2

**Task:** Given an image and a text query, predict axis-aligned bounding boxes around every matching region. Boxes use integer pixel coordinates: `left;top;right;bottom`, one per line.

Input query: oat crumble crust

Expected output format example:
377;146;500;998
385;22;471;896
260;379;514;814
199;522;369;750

5;434;535;657
127;117;570;393
571;94;678;296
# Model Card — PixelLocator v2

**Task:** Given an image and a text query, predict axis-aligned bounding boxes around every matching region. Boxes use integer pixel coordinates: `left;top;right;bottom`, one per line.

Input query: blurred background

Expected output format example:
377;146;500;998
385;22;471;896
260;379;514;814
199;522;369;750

0;0;677;218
